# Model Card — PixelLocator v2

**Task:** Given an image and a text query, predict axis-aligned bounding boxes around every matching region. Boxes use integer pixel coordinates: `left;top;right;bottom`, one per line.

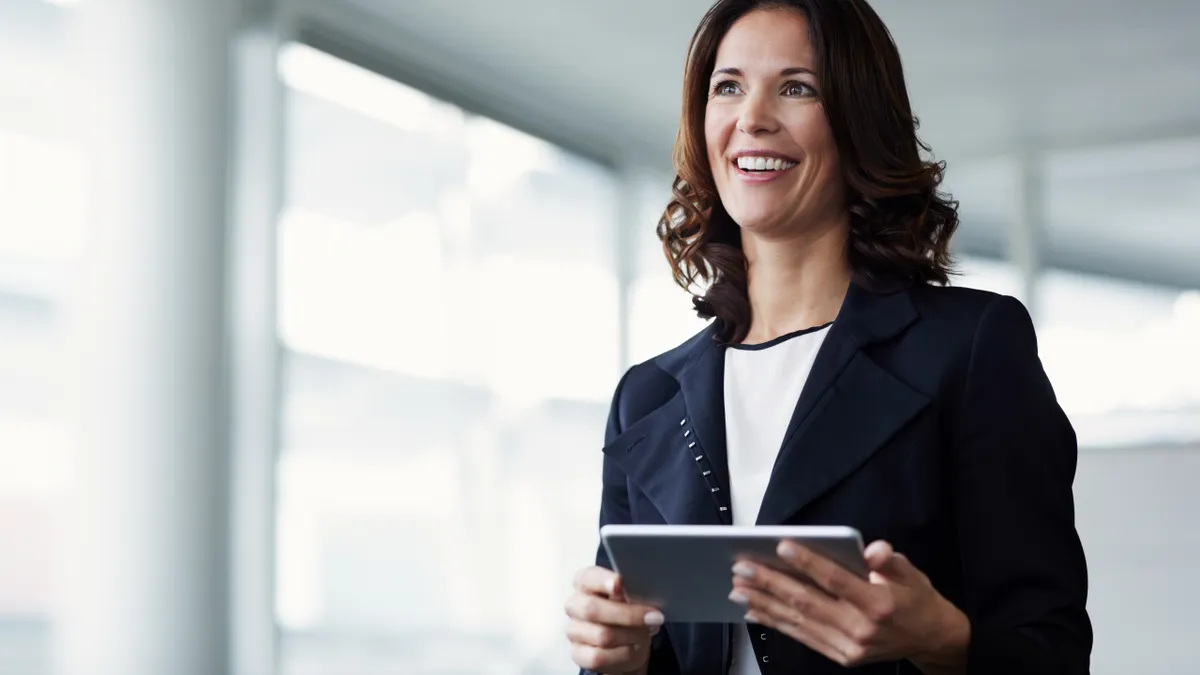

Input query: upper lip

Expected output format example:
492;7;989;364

730;149;799;163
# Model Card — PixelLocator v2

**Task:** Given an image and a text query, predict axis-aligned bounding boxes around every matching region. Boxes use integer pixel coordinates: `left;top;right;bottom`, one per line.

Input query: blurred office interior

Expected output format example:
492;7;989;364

0;0;1197;673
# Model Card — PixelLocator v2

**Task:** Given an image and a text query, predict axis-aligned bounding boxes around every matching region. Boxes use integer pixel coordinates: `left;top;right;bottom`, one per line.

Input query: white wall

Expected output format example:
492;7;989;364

1075;444;1200;674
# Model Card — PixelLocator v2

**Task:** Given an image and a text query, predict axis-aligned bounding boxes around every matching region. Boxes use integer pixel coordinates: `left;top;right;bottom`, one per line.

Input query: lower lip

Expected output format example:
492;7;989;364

733;162;797;183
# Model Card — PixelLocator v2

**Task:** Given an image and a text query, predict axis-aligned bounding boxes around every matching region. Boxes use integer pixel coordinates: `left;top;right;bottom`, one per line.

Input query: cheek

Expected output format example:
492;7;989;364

788;110;841;181
779;102;825;142
704;106;733;166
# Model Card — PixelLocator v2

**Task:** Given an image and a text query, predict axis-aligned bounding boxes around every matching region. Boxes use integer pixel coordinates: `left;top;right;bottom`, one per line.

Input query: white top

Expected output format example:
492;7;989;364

724;323;831;675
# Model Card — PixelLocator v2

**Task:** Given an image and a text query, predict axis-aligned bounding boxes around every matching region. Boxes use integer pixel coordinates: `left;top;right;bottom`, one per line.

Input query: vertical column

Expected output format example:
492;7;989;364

615;169;641;371
1011;151;1046;321
227;5;286;675
58;2;236;675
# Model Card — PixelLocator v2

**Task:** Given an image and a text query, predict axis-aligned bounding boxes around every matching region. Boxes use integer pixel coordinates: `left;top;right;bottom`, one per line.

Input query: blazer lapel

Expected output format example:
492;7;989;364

601;325;733;526
675;331;732;509
755;282;930;525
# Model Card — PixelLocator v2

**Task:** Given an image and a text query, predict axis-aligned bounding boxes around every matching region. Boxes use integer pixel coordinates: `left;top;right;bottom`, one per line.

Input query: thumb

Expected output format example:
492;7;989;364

612;578;659;635
864;540;917;583
607;575;626;600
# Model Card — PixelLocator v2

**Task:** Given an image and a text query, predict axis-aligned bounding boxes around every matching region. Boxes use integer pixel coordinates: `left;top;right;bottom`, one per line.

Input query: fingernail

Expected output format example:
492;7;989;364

728;590;748;605
605;578;616;596
644;610;665;626
732;562;755;578
744;611;759;623
777;540;800;557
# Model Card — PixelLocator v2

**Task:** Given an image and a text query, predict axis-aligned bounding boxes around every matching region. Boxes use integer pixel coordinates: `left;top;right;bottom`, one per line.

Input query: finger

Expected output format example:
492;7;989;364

724;559;849;624
775;541;876;608
570;643;643;673
574;566;621;598
743;605;861;667
731;577;859;644
864;540;894;570
566;619;652;649
565;592;665;628
610;575;628;602
864;540;895;585
867;543;922;584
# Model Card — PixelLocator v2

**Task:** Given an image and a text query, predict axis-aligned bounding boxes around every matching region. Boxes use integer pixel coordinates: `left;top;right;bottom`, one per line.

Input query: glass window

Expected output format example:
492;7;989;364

1038;269;1200;430
0;3;80;672
951;255;1022;298
1036;137;1200;444
627;172;712;364
276;44;618;675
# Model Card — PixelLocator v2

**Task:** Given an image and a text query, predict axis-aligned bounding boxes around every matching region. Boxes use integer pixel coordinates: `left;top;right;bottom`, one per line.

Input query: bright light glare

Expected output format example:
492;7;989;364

277;208;448;379
0;130;86;261
278;42;461;135
466;116;559;201
0;418;73;499
275;453;462;630
470;254;618;406
1041;282;1200;417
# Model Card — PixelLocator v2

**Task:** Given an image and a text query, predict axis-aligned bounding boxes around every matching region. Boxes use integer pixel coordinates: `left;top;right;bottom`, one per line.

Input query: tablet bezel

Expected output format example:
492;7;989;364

599;524;867;624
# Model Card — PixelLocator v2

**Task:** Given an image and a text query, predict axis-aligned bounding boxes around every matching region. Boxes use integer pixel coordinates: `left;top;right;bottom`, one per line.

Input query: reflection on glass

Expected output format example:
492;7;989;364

1040;270;1200;419
276;45;618;675
0;107;83;675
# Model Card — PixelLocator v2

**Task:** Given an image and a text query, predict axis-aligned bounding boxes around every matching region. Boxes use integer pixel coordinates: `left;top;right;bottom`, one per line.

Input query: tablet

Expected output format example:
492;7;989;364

600;524;866;623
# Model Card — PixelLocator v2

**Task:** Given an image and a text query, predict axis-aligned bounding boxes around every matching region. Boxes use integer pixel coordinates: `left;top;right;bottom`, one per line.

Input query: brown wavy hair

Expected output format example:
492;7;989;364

659;0;959;344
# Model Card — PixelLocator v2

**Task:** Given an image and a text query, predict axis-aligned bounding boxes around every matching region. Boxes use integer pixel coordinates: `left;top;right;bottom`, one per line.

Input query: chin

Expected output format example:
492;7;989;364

723;206;783;233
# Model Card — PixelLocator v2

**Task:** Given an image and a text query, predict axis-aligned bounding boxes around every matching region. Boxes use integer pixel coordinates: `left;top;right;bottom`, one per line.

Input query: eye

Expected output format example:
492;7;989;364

711;80;742;97
782;81;817;97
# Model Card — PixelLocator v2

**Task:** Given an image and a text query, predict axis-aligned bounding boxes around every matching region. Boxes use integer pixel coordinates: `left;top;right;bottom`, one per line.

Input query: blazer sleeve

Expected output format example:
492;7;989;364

952;295;1093;675
582;366;682;675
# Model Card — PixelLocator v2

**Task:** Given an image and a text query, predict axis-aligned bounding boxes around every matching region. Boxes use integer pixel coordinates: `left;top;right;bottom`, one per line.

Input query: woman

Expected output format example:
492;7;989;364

565;1;1091;674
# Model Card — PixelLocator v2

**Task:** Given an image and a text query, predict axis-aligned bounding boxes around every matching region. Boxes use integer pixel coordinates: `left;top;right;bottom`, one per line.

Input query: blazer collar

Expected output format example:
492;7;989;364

651;280;925;525
655;280;919;377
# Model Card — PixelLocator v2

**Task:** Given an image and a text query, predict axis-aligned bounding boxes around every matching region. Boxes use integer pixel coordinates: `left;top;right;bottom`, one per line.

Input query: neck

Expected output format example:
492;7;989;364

740;215;851;344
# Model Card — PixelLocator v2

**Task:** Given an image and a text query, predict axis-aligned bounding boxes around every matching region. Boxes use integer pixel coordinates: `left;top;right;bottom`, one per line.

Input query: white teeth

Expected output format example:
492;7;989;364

736;156;797;171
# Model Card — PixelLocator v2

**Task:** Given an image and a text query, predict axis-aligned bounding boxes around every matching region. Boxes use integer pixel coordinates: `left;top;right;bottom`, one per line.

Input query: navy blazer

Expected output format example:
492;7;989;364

585;281;1091;675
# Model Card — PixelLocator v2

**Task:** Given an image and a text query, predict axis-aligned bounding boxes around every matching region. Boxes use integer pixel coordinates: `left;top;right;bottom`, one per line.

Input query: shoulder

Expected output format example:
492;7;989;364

907;284;1037;346
908;283;1010;321
872;284;1041;397
900;284;1048;404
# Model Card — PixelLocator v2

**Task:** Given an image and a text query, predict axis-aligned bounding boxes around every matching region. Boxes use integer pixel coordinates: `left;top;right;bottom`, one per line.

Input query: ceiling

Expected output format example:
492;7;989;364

290;0;1200;288
297;0;1200;166
2;0;1195;288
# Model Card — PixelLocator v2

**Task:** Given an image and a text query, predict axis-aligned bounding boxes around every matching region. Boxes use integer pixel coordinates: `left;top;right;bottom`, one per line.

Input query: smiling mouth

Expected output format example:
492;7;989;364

732;156;798;173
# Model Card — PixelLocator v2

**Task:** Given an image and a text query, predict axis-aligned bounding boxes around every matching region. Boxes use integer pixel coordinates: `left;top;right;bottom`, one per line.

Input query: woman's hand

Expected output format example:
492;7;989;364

565;565;665;675
729;540;971;674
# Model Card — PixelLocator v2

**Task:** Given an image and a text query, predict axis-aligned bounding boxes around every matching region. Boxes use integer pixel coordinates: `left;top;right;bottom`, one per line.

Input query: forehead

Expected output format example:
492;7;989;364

713;8;814;70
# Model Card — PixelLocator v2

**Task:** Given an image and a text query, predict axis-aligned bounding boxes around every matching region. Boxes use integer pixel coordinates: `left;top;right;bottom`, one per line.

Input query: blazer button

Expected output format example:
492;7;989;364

760;632;767;641
680;418;687;426
762;655;770;664
684;430;691;437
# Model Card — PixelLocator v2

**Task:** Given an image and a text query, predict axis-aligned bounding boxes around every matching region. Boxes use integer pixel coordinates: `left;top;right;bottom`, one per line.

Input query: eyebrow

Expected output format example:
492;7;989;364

710;66;815;79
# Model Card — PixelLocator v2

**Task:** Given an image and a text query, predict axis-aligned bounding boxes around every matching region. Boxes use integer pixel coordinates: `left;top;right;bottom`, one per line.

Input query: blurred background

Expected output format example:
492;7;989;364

0;0;1197;674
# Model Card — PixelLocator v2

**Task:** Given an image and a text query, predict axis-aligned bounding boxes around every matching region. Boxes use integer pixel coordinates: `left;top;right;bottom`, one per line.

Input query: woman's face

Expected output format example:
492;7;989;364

704;8;844;237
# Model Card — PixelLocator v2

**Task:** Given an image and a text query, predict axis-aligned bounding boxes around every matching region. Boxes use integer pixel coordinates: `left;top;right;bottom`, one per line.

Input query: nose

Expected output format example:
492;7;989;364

736;90;780;136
